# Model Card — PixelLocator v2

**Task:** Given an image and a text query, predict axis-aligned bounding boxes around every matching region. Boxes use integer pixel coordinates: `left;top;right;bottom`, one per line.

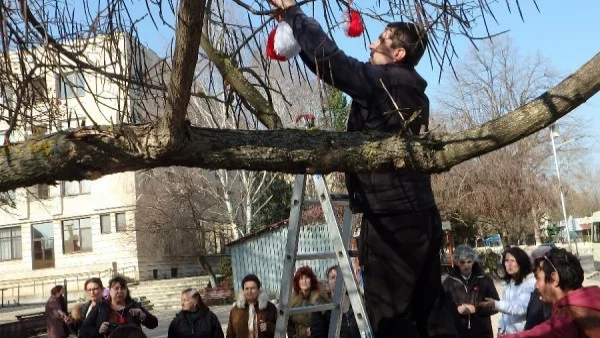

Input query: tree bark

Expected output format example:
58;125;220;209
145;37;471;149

197;255;219;288
0;53;598;191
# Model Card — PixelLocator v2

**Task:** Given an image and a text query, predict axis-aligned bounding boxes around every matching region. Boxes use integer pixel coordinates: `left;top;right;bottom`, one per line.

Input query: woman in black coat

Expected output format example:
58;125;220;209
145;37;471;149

442;245;500;338
79;276;158;338
168;288;224;338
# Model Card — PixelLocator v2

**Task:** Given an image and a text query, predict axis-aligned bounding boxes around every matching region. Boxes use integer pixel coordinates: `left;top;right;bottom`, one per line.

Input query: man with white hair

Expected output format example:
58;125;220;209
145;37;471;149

442;245;499;338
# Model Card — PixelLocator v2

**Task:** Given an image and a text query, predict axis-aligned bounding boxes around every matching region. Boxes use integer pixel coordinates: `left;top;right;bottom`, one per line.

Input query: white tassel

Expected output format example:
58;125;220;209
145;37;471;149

273;21;301;59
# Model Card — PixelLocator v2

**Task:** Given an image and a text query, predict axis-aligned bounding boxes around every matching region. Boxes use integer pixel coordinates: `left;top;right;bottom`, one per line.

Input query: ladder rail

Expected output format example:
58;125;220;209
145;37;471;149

274;174;373;338
327;206;354;338
313;175;373;338
275;174;308;338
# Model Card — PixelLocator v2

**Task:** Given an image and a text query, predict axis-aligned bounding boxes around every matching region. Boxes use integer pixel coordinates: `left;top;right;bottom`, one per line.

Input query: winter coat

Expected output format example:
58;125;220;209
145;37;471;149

167;308;224;338
502;286;600;338
287;290;327;338
68;300;95;335
45;296;68;338
524;289;552;330
79;299;158;338
442;263;500;338
496;274;536;334
282;7;434;215
226;291;277;338
310;293;360;338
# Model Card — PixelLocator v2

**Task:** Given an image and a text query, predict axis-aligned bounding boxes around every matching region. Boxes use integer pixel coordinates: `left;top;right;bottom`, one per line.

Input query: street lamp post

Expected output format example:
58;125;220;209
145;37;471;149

549;124;579;256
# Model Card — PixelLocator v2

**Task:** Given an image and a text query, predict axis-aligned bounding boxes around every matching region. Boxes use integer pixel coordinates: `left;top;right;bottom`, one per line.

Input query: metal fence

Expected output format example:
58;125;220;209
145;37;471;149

230;222;338;297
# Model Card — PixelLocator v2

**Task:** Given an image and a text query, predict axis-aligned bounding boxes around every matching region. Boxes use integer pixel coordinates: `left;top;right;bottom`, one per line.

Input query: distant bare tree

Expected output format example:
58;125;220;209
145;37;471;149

432;37;585;244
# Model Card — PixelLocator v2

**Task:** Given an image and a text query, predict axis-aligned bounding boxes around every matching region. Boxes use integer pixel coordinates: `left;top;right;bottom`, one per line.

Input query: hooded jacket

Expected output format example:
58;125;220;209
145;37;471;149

167;307;224;338
503;286;600;338
226;290;277;338
442;262;499;338
282;7;434;215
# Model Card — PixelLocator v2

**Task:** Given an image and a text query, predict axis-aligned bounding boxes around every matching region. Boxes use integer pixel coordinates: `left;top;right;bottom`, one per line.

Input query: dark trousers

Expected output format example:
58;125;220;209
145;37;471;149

360;208;457;338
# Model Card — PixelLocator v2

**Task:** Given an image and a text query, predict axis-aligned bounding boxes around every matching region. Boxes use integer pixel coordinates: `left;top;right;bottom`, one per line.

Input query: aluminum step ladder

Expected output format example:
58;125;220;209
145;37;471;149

274;174;373;338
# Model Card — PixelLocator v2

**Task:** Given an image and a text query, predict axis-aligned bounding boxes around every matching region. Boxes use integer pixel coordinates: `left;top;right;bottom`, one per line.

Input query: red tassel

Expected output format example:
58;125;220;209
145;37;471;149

266;26;288;61
345;8;364;37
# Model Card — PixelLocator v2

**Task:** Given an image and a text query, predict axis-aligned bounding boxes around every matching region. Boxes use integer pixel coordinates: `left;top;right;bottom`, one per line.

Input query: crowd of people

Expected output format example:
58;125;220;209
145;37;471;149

45;249;599;338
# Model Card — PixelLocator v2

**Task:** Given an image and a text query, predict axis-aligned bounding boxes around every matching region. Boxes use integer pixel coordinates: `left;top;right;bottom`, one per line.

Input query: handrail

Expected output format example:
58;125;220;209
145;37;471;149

0;265;138;291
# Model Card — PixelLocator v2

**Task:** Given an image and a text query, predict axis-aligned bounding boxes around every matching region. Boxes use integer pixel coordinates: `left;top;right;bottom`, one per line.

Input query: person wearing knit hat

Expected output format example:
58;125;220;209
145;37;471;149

287;266;327;338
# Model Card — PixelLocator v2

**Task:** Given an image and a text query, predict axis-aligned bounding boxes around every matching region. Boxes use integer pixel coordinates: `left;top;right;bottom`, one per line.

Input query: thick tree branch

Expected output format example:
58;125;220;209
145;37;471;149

199;33;283;130
0;53;598;192
160;0;206;144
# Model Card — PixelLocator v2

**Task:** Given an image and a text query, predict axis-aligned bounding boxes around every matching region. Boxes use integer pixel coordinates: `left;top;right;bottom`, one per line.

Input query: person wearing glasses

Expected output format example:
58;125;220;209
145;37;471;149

80;275;158;337
442;245;499;338
479;247;535;335
67;277;105;335
501;247;600;338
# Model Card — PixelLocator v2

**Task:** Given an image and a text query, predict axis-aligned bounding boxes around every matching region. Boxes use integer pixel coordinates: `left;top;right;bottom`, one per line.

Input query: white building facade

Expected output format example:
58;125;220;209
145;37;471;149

0;33;214;289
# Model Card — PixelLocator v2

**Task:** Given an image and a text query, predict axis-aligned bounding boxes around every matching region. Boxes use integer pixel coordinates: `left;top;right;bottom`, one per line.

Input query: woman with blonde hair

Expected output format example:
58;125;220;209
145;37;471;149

168;288;224;338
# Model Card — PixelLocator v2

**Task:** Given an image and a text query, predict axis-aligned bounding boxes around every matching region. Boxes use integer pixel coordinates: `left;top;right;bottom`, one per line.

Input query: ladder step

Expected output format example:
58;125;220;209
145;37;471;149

296;250;359;261
304;194;350;206
287;303;337;315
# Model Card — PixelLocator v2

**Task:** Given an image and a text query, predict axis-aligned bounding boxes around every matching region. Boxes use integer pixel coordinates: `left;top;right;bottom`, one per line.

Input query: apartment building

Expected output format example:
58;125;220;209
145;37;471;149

0;33;226;284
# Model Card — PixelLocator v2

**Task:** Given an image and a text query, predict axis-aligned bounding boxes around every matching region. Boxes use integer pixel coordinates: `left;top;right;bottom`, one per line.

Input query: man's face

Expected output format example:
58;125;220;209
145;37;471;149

535;263;558;303
369;29;405;65
457;258;474;276
243;281;259;303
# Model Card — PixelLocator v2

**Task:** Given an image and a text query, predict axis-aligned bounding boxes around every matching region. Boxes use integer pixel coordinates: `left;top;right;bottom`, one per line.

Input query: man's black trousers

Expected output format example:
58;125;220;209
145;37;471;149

360;207;458;338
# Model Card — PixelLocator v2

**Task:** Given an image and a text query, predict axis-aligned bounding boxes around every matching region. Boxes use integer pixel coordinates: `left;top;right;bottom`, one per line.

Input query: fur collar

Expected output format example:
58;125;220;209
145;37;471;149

234;290;269;310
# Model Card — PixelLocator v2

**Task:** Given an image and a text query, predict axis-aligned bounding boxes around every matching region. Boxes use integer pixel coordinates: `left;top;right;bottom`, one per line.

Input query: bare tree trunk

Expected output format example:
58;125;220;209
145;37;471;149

197;255;219;288
532;207;542;245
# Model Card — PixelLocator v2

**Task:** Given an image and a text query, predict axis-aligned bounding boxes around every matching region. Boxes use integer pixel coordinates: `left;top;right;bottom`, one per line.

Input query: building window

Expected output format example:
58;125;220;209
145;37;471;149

0;190;16;205
32;222;55;269
62;218;92;253
100;214;111;234
30;184;49;200
115;213;126;232
0;226;22;261
57;72;86;99
62;180;91;196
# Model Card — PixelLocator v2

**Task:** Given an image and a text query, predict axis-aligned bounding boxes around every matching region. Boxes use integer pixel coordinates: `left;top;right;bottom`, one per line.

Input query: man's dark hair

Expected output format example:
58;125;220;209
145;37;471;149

241;274;261;290
50;285;64;296
386;22;428;66
108;324;147;338
502;247;532;285
534;248;584;291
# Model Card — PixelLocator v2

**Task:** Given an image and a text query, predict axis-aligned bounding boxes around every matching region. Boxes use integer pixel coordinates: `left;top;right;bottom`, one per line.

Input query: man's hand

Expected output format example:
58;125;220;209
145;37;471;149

270;0;296;9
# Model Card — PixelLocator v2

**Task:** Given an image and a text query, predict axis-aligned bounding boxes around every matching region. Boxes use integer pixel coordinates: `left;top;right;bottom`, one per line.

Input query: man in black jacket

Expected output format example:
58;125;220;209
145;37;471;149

270;1;457;337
